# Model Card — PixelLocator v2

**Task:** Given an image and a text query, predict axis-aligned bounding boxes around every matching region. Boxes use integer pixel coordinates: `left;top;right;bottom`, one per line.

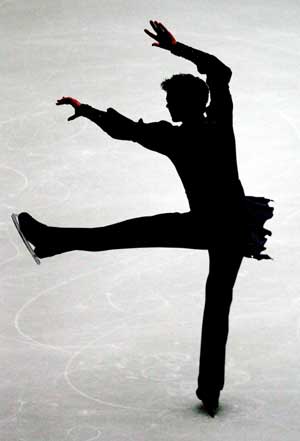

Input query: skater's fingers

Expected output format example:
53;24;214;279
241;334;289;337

150;20;160;33
157;21;170;32
157;21;176;44
56;97;81;108
157;22;168;33
56;98;69;105
155;20;167;35
144;28;159;40
157;21;166;30
146;20;176;49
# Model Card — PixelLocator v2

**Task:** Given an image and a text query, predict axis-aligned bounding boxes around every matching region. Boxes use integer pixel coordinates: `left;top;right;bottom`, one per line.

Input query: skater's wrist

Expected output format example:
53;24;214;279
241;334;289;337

76;103;90;115
70;97;81;108
76;104;107;124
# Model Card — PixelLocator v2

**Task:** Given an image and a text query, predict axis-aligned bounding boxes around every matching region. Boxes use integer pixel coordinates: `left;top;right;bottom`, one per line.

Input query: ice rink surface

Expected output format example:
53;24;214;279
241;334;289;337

1;0;300;439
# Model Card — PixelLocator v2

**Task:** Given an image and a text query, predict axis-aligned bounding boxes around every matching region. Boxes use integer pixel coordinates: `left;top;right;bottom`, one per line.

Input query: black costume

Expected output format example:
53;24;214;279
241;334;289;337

77;42;273;261
18;42;273;401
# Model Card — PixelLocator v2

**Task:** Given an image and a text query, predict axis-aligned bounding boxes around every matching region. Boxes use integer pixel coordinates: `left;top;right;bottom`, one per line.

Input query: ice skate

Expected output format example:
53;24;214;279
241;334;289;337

11;212;61;263
11;213;41;265
196;389;220;417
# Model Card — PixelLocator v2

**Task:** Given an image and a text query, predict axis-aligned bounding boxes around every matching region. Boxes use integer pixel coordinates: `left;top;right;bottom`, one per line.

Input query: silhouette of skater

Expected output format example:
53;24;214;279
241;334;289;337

12;20;274;417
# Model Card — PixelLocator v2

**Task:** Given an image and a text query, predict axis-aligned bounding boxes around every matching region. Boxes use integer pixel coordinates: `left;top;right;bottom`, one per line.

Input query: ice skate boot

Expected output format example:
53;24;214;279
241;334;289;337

196;389;220;417
11;212;59;264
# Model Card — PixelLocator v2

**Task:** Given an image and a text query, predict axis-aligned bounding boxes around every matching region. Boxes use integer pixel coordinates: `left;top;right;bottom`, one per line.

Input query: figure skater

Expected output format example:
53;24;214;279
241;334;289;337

12;20;274;417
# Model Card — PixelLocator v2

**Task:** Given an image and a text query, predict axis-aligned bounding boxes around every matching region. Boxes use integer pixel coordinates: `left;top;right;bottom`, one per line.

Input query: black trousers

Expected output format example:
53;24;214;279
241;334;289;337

51;211;244;393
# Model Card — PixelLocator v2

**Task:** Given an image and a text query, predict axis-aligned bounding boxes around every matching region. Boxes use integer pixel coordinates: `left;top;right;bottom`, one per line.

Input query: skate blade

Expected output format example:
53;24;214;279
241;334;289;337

11;213;41;265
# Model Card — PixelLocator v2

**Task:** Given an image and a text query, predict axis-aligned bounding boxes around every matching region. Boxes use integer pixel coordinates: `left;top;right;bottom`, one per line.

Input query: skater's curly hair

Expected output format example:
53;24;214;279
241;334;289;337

161;73;209;109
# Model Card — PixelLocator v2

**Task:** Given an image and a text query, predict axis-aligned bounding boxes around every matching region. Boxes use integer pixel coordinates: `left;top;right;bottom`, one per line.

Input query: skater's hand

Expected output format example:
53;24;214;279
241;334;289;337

56;96;82;121
144;20;176;50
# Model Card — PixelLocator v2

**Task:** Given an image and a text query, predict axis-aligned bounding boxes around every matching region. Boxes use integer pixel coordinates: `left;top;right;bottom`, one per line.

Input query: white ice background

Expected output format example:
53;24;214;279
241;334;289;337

1;1;300;440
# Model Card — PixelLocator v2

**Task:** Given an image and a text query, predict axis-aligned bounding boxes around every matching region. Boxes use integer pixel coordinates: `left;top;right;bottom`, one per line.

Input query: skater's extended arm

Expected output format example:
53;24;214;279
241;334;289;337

56;96;112;129
144;20;233;123
56;97;175;156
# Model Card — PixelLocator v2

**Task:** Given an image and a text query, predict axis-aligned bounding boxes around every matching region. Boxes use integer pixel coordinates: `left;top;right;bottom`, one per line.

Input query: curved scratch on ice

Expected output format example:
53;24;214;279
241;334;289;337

14;266;105;354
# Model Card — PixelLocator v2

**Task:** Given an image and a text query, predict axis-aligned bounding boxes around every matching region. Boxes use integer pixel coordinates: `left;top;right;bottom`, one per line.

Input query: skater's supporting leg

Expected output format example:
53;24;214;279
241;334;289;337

197;247;243;397
16;212;210;258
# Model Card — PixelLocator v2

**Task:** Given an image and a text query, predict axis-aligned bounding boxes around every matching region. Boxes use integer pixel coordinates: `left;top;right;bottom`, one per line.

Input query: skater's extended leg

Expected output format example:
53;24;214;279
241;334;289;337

16;212;210;259
196;247;243;411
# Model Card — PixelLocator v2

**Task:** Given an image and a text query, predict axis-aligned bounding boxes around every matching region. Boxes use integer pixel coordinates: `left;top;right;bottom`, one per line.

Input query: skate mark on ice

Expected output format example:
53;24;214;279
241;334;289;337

104;291;124;312
279;110;300;143
0;166;28;200
66;425;102;441
13;265;110;353
63;324;151;411
64;322;197;412
0;227;20;267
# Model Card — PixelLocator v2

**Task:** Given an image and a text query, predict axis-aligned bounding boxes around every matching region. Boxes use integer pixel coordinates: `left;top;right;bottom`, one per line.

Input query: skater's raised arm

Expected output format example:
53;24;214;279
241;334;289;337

144;20;233;123
56;97;175;156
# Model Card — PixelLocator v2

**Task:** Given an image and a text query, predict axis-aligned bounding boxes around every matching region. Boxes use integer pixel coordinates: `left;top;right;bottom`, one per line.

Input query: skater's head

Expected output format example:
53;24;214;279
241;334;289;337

161;74;209;123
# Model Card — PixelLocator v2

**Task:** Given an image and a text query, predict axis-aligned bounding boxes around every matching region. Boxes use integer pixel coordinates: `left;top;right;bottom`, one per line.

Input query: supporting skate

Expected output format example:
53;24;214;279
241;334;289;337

196;389;220;418
201;397;219;418
11;213;41;265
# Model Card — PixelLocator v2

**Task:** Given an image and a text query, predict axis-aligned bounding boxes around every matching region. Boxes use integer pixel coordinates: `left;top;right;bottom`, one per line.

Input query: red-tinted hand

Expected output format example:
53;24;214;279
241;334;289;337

56;96;82;121
144;20;176;50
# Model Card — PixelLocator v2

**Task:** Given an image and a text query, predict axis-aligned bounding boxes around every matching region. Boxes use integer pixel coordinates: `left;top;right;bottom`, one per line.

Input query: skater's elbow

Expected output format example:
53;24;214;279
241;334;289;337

226;66;232;82
206;59;232;85
219;64;232;83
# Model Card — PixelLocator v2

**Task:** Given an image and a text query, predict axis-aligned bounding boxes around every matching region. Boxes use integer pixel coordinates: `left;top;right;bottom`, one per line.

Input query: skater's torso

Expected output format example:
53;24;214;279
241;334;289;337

168;118;243;214
134;115;245;220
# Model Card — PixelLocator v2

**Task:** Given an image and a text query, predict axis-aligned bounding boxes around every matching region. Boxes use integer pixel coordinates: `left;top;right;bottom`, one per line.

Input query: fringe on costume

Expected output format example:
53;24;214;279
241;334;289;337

242;196;274;260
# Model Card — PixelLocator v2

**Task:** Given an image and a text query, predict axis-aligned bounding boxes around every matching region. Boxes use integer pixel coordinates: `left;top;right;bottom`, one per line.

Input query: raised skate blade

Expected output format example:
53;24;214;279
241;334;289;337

11;213;41;265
